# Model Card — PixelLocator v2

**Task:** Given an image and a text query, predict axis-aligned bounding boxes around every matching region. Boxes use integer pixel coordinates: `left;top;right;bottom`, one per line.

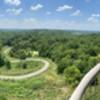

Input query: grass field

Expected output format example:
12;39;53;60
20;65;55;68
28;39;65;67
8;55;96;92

0;47;44;76
0;60;44;76
0;47;70;100
0;58;70;100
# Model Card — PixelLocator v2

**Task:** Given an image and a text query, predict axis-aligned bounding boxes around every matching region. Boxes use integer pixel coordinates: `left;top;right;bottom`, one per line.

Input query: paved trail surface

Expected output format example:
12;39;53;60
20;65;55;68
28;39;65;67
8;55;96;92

0;48;49;80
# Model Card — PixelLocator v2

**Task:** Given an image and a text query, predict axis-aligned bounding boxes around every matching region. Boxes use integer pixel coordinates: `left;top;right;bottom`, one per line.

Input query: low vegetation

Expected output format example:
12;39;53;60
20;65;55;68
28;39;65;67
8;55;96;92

6;30;100;86
0;30;99;99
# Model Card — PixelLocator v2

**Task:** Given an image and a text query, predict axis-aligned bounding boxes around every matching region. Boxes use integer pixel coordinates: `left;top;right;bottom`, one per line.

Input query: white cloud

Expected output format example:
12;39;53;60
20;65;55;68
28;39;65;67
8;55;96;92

46;11;51;15
92;14;100;17
24;18;36;23
6;8;23;15
0;18;100;31
30;4;43;11
88;13;100;23
0;18;40;29
56;5;73;12
71;10;81;16
4;0;21;6
0;18;79;30
88;17;98;23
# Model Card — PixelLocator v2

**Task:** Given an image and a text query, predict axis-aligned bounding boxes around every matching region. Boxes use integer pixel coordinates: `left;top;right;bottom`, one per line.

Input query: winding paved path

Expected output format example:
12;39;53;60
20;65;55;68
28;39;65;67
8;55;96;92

0;48;49;80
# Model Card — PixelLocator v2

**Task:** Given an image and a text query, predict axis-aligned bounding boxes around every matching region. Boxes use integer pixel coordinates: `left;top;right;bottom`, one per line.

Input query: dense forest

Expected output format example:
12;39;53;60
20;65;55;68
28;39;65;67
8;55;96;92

0;30;100;87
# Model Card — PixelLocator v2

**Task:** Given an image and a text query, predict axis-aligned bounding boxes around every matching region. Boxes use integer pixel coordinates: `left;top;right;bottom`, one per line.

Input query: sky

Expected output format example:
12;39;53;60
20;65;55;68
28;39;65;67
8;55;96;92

0;0;100;31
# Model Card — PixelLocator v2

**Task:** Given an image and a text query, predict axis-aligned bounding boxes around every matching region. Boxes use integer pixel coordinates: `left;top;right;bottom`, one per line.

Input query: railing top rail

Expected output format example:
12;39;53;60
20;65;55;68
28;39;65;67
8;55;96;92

69;63;100;100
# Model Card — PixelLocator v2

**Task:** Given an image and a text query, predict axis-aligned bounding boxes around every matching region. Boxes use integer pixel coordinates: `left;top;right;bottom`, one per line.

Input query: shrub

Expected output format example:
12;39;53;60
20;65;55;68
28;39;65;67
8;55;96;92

64;65;81;87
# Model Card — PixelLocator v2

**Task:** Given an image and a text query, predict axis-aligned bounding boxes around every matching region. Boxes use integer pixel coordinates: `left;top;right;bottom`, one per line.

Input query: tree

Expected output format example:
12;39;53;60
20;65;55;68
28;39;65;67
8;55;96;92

0;54;5;67
0;44;5;67
57;56;72;73
5;61;11;70
85;47;97;56
64;66;81;87
21;61;27;69
0;43;2;51
0;95;7;100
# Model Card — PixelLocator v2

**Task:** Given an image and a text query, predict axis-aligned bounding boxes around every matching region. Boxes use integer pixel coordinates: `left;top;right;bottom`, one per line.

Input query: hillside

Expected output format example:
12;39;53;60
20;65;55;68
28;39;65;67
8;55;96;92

0;30;100;100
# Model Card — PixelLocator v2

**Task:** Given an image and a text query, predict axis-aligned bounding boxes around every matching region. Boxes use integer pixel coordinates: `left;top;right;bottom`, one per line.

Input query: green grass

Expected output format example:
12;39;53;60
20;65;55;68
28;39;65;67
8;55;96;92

0;47;44;75
0;58;69;100
0;60;44;76
82;74;100;100
0;47;70;100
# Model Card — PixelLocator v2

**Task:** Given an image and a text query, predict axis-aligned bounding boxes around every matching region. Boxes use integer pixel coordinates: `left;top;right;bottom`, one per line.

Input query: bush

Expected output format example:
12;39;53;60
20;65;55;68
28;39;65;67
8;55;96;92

5;61;11;70
21;61;27;69
64;65;81;87
57;56;72;74
0;55;5;67
0;95;7;100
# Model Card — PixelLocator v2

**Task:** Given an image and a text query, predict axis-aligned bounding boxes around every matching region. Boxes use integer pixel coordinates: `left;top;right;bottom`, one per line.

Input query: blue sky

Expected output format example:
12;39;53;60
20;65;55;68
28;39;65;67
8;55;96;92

0;0;100;30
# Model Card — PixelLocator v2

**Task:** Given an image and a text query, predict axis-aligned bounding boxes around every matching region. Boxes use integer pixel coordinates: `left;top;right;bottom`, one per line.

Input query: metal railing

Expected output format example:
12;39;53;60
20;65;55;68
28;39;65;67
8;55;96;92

69;63;100;100
82;74;100;100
